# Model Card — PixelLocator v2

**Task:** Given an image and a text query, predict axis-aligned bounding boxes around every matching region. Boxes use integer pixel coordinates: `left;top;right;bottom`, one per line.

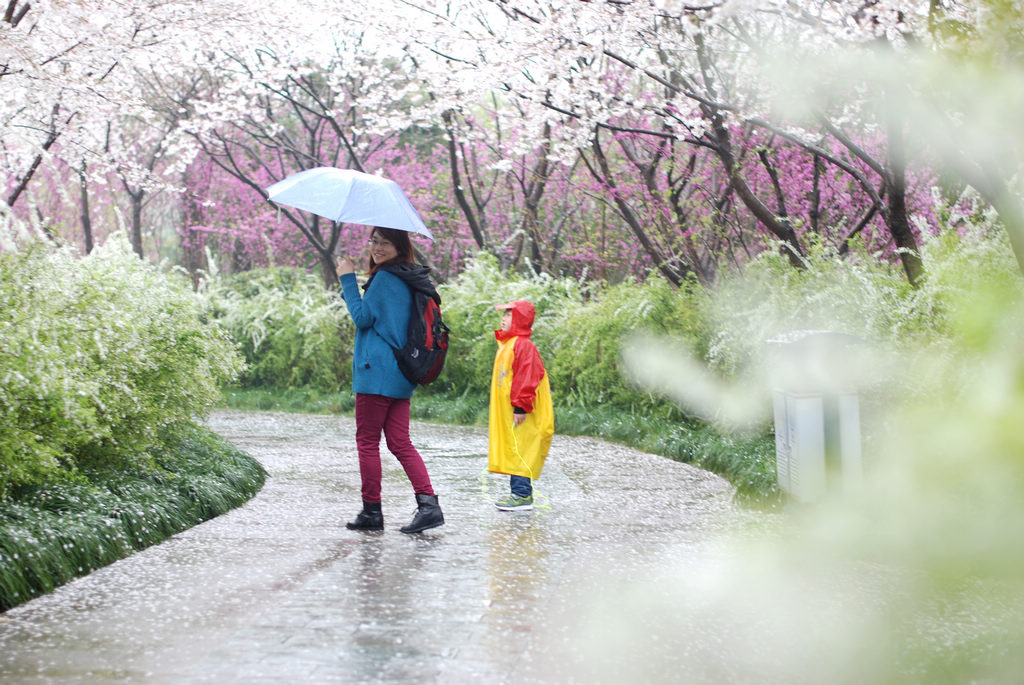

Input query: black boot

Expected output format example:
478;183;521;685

346;501;383;530
400;494;444;534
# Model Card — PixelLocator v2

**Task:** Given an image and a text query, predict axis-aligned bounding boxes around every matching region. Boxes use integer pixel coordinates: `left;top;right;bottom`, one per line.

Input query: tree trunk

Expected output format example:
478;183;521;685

884;104;923;287
8;105;76;209
941;151;1024;276
4;1;31;26
518;123;552;274
442;110;493;254
809;153;822;234
78;164;94;254
319;250;338;288
971;178;1024;276
705;119;805;267
7;136;59;209
584;130;687;287
692;34;805;267
129;191;145;258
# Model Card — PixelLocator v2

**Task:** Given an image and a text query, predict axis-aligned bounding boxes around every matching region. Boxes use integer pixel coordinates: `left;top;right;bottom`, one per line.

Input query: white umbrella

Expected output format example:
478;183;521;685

265;167;433;239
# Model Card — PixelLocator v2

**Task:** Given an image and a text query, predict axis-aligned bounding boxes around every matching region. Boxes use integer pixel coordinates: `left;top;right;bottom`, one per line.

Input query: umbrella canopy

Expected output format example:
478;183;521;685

265;167;432;239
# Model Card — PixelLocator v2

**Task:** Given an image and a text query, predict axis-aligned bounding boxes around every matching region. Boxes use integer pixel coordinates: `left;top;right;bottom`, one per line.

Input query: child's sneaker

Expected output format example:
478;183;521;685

494;493;534;511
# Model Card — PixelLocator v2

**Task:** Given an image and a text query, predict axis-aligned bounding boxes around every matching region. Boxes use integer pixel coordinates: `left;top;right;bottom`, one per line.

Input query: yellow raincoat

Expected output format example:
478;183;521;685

488;301;554;479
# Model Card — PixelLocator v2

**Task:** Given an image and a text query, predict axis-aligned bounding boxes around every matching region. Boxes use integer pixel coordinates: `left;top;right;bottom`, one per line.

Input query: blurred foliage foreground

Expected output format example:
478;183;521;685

595;227;1024;683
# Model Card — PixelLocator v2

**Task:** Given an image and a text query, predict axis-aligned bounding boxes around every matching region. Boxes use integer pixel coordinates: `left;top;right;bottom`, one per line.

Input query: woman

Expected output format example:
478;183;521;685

334;226;444;534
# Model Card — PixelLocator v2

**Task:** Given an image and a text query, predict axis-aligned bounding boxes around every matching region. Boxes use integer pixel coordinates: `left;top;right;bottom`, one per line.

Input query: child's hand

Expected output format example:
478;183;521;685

513;412;526;427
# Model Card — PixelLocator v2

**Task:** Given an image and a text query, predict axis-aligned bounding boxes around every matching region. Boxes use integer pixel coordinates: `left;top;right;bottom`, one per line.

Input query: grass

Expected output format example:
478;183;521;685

221;386;780;504
0;422;266;611
554;402;779;503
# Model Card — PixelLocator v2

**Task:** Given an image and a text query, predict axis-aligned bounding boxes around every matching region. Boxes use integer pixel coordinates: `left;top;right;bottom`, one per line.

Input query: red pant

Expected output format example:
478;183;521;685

354;394;434;503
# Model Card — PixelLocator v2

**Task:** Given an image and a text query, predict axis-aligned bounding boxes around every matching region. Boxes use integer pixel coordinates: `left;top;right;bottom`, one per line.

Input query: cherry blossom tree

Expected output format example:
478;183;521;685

1;0;301;250
173;30;443;284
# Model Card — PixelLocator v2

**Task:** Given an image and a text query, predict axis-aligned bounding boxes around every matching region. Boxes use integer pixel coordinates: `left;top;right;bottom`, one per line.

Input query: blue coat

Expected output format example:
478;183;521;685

340;271;416;399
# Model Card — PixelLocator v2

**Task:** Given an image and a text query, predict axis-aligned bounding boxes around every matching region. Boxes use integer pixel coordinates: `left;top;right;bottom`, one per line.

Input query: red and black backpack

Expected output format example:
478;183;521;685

380;264;450;385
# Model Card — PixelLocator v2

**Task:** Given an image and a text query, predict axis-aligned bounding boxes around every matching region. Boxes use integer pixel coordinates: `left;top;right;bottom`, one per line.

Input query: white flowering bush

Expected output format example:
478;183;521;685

0;235;244;495
200;266;352;391
702;239;924;379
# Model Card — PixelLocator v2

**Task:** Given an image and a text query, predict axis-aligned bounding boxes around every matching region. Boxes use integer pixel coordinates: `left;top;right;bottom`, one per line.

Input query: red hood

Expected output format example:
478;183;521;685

495;300;535;341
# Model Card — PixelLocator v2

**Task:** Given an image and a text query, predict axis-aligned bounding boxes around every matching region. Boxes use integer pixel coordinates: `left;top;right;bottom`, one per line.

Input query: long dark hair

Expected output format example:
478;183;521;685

367;226;415;276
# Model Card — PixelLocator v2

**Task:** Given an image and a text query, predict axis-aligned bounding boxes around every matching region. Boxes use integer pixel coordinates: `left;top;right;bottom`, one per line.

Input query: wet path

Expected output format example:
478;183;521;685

0;410;749;683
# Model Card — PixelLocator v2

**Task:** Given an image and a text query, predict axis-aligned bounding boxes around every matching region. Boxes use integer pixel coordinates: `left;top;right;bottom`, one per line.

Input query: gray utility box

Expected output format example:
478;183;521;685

767;331;864;503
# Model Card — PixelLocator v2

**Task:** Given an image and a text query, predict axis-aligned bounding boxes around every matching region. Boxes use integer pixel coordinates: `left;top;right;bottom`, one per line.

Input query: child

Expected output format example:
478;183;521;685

488;300;555;510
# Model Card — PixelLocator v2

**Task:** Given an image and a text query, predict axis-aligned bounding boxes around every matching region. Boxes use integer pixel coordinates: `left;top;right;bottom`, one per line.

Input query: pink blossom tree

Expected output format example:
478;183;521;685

1;0;302;254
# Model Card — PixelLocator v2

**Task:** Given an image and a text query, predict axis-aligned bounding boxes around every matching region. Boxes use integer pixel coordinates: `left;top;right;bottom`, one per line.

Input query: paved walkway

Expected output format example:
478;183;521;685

0;410;750;683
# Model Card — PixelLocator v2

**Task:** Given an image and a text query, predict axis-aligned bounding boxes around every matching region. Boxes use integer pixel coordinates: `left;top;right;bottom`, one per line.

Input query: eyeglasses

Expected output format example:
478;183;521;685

368;238;393;248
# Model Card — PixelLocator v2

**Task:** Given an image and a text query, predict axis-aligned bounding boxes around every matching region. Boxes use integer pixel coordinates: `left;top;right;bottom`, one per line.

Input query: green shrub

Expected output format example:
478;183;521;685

915;219;1024;351
221;386;357;414
431;253;584;397
410;387;490;425
556;402;777;500
206;255;714;420
434;254;711;418
702;238;924;378
549;274;709;409
202;267;352;391
0;235;244;495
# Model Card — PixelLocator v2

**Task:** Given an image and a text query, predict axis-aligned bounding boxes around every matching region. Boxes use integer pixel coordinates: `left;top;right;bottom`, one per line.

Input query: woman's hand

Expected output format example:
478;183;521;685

334;255;355;276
